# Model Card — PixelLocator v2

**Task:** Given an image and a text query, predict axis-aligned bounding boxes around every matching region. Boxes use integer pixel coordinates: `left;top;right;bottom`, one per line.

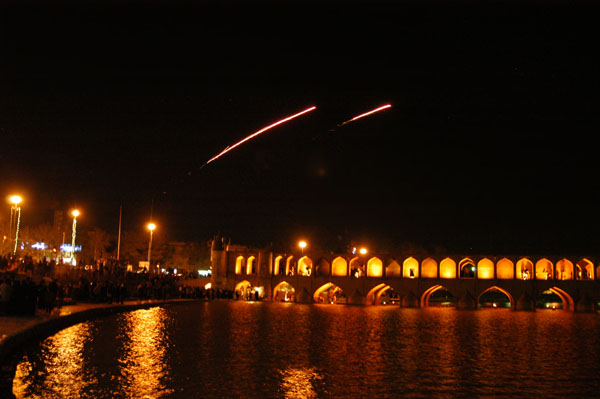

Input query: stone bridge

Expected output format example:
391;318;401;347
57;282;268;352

210;241;600;312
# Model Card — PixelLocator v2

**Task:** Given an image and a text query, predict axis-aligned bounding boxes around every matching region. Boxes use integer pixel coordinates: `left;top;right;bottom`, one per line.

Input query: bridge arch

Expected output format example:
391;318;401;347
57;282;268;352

421;257;438;278
273;255;283;275
285;256;294;276
440;258;457;279
477;258;494;279
403;257;419;278
298;256;313;276
234;280;252;299
235;256;244;275
535;258;553;280
548;287;575;311
576;258;594;280
246;256;256;275
366;283;387;305
459;258;476;278
385;260;401;277
556;258;574;280
367;257;383;277
477;286;515;310
350;257;365;278
313;282;345;304
272;281;296;302
496;258;514;279
332;256;348;277
315;257;330;276
420;285;456;308
516;258;534;280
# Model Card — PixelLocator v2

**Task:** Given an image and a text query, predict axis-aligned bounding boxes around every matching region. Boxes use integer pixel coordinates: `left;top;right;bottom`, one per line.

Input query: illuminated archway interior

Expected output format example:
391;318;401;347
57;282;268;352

235;256;244;275
385;261;401;277
459;258;476;278
535;258;553;280
403;257;419;278
274;255;283;275
576;258;594;280
556;259;574;280
496;258;514;279
246;256;256;275
478;287;512;308
273;281;295;302
477;258;494;279
298;256;313;276
439;258;456;279
421;285;456;307
313;283;345;304
516;258;533;280
332;257;348;277
421;257;438;278
367;257;383;277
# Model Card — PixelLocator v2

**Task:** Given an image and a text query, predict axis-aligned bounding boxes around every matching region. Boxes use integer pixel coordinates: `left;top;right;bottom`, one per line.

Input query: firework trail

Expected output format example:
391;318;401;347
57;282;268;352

337;104;392;127
203;106;317;167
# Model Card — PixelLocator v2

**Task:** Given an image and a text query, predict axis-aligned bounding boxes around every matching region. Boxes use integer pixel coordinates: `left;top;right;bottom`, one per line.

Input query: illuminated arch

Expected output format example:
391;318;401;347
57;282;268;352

332;256;348;277
316;257;330;276
349;256;365;278
366;283;387;305
439;258;457;279
576;258;594;280
246;256;256;275
235;256;244;275
366;257;383;277
272;281;296;301
477;258;494;279
235;280;251;299
298;256;313;276
459;258;476;278
516;258;534;280
273;255;283;275
477;286;515;309
285;256;294;276
535;258;553;280
403;257;419;278
374;286;392;305
549;287;575;312
421;257;438;278
496;258;514;279
313;282;345;304
556;258;574;280
420;285;456;307
385;260;401;277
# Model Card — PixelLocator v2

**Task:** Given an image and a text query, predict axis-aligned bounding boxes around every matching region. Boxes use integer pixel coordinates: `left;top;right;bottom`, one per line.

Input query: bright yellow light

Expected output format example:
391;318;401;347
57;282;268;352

359;248;367;255
10;195;22;205
147;223;156;231
298;241;307;249
72;209;80;217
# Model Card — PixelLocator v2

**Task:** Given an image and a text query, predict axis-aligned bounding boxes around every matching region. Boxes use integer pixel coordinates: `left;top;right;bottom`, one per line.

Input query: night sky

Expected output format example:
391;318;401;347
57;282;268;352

2;1;600;255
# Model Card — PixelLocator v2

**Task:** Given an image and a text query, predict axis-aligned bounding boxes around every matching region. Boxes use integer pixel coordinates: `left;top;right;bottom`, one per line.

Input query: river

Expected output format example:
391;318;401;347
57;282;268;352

12;301;600;398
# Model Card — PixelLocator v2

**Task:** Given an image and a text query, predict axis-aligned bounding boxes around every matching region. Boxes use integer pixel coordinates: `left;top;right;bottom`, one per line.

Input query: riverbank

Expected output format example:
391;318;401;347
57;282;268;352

0;298;201;399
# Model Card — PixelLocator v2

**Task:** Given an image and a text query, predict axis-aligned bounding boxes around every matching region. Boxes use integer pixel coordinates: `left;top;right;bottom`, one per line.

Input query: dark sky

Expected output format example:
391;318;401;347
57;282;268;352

1;0;600;255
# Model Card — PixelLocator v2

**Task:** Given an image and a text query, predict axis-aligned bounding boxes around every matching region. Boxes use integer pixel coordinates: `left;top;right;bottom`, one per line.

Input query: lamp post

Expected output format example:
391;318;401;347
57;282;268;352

147;223;156;272
298;240;307;255
71;209;80;265
9;195;22;256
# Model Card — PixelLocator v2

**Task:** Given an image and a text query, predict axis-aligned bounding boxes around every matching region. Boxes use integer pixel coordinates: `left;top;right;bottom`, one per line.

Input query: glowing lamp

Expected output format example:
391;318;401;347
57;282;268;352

147;223;156;231
359;248;368;255
72;209;80;217
10;195;22;205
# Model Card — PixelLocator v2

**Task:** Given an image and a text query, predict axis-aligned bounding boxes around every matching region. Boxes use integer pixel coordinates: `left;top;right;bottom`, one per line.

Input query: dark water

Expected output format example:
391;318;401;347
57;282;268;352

13;302;600;399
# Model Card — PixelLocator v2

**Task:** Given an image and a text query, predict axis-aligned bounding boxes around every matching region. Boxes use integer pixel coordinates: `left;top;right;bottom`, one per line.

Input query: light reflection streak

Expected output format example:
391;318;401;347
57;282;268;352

280;367;322;399
117;307;172;399
13;322;94;399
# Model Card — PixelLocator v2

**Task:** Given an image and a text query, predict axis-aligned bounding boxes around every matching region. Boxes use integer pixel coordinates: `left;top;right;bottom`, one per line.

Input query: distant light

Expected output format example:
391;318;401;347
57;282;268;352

471;266;476;272
32;242;47;250
198;270;212;277
60;244;81;252
173;268;178;274
204;283;212;290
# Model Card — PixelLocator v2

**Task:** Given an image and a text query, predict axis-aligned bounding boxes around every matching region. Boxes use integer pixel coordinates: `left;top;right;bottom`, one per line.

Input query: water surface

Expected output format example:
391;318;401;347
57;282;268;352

13;301;600;398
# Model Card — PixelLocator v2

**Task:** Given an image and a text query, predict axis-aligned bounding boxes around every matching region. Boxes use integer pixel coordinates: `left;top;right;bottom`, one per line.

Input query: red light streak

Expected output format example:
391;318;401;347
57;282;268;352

339;104;392;126
205;106;317;165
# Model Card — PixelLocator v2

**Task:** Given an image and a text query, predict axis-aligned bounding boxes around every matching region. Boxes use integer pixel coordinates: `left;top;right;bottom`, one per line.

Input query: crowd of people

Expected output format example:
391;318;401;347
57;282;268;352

0;255;232;317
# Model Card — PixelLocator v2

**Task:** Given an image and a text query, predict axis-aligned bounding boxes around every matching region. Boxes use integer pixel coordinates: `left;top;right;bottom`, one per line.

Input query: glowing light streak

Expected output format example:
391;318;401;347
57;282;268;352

205;106;317;165
338;104;392;126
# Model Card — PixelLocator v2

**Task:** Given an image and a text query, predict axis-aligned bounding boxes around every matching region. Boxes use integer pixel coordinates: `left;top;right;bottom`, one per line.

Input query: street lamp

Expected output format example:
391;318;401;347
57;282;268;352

71;209;80;265
147;223;156;272
298;240;307;254
359;247;368;255
9;195;22;256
